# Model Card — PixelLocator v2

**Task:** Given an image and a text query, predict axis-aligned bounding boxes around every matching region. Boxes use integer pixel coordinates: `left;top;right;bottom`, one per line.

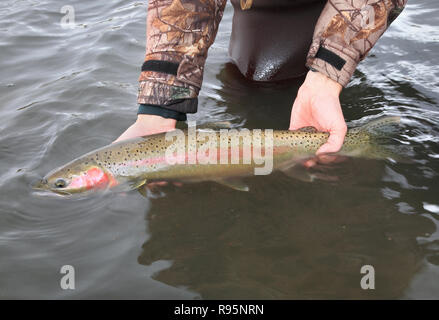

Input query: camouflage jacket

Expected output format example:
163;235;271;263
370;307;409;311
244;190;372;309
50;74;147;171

138;0;407;113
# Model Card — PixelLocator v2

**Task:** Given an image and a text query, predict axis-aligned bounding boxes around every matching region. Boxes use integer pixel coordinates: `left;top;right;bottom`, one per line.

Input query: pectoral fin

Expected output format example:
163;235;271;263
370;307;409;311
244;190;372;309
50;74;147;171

110;177;148;194
214;178;249;192
137;185;148;198
129;178;148;190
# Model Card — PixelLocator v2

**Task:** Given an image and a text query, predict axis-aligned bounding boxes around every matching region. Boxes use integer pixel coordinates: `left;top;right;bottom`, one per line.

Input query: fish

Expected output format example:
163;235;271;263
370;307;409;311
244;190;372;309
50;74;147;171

33;116;405;195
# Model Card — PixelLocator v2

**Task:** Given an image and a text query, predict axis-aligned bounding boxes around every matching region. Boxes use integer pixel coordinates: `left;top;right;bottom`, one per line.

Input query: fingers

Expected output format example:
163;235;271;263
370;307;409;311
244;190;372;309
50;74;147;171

316;154;339;164
289;97;310;131
289;120;309;131
304;158;317;168
304;154;349;168
114;115;177;144
317;124;347;155
289;108;308;131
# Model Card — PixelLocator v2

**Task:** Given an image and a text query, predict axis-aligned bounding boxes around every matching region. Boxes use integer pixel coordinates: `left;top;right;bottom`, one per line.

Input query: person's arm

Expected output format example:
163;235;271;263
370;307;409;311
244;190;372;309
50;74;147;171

116;0;227;142
290;0;408;155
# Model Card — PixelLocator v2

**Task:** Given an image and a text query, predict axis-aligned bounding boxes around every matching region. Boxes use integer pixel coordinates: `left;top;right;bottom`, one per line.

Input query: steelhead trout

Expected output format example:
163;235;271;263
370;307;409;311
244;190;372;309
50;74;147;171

33;117;403;195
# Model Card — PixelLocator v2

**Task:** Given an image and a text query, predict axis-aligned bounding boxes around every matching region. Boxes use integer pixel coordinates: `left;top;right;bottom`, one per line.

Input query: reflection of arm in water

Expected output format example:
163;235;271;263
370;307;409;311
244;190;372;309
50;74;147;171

117;0;408;149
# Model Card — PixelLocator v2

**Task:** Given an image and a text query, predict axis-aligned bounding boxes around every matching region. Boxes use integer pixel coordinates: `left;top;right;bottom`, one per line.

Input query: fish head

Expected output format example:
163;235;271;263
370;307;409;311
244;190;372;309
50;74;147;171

34;160;117;195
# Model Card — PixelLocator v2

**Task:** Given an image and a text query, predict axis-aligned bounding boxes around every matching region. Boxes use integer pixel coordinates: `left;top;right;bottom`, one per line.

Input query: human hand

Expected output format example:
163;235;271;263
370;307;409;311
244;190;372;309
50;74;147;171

115;114;180;188
289;70;347;166
114;114;176;143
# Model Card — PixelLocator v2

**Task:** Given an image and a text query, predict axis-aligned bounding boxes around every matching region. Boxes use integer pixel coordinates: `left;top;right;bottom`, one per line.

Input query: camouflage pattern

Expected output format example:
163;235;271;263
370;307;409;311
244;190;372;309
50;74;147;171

138;0;407;110
240;0;253;10
138;0;227;111
307;0;408;86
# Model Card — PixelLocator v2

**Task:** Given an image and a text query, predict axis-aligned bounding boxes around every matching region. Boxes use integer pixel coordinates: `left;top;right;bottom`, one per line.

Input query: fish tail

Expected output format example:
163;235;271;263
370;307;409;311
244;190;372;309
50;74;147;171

359;116;401;136
358;116;413;163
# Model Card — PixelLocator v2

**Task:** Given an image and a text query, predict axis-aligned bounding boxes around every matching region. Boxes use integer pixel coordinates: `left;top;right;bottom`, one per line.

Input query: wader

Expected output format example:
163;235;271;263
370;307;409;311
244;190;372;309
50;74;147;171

229;0;326;81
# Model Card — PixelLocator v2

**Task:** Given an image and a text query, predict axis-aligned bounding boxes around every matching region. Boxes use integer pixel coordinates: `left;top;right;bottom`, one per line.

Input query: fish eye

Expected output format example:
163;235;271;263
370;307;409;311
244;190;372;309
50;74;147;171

54;178;67;188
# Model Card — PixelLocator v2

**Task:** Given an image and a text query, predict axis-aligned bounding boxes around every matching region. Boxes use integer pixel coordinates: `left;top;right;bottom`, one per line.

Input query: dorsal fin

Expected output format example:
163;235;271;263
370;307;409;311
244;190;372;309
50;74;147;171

296;126;318;133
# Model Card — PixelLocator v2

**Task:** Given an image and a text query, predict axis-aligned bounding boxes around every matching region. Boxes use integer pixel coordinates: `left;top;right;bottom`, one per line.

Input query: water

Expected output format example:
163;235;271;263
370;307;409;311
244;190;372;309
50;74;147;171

0;0;438;299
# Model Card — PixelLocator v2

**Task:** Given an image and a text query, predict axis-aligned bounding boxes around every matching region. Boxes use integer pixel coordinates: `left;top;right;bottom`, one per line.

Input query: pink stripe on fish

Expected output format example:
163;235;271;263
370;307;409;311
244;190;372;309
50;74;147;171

70;167;118;190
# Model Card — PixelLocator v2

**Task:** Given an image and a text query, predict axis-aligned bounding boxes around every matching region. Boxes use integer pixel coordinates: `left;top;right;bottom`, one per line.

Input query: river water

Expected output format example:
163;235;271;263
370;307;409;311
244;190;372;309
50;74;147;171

0;0;438;299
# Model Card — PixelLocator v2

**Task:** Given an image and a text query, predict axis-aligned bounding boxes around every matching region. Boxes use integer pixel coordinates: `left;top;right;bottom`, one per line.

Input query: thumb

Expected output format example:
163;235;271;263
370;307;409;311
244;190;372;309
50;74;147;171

317;124;347;155
289;98;309;131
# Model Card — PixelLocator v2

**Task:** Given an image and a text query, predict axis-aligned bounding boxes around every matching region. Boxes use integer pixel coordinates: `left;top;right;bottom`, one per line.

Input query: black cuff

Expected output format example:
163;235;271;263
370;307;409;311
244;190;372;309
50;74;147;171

315;46;346;71
164;98;198;114
137;104;187;121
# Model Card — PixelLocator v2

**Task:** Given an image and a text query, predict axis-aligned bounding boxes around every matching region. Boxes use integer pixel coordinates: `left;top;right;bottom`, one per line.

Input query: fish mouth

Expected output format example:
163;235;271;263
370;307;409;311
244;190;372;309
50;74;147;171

47;188;72;196
31;179;48;191
31;179;72;196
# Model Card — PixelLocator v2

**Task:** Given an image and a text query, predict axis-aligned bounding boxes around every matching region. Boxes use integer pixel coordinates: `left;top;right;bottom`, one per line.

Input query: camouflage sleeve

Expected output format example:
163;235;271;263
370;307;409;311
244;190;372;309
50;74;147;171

306;0;408;87
137;0;227;113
